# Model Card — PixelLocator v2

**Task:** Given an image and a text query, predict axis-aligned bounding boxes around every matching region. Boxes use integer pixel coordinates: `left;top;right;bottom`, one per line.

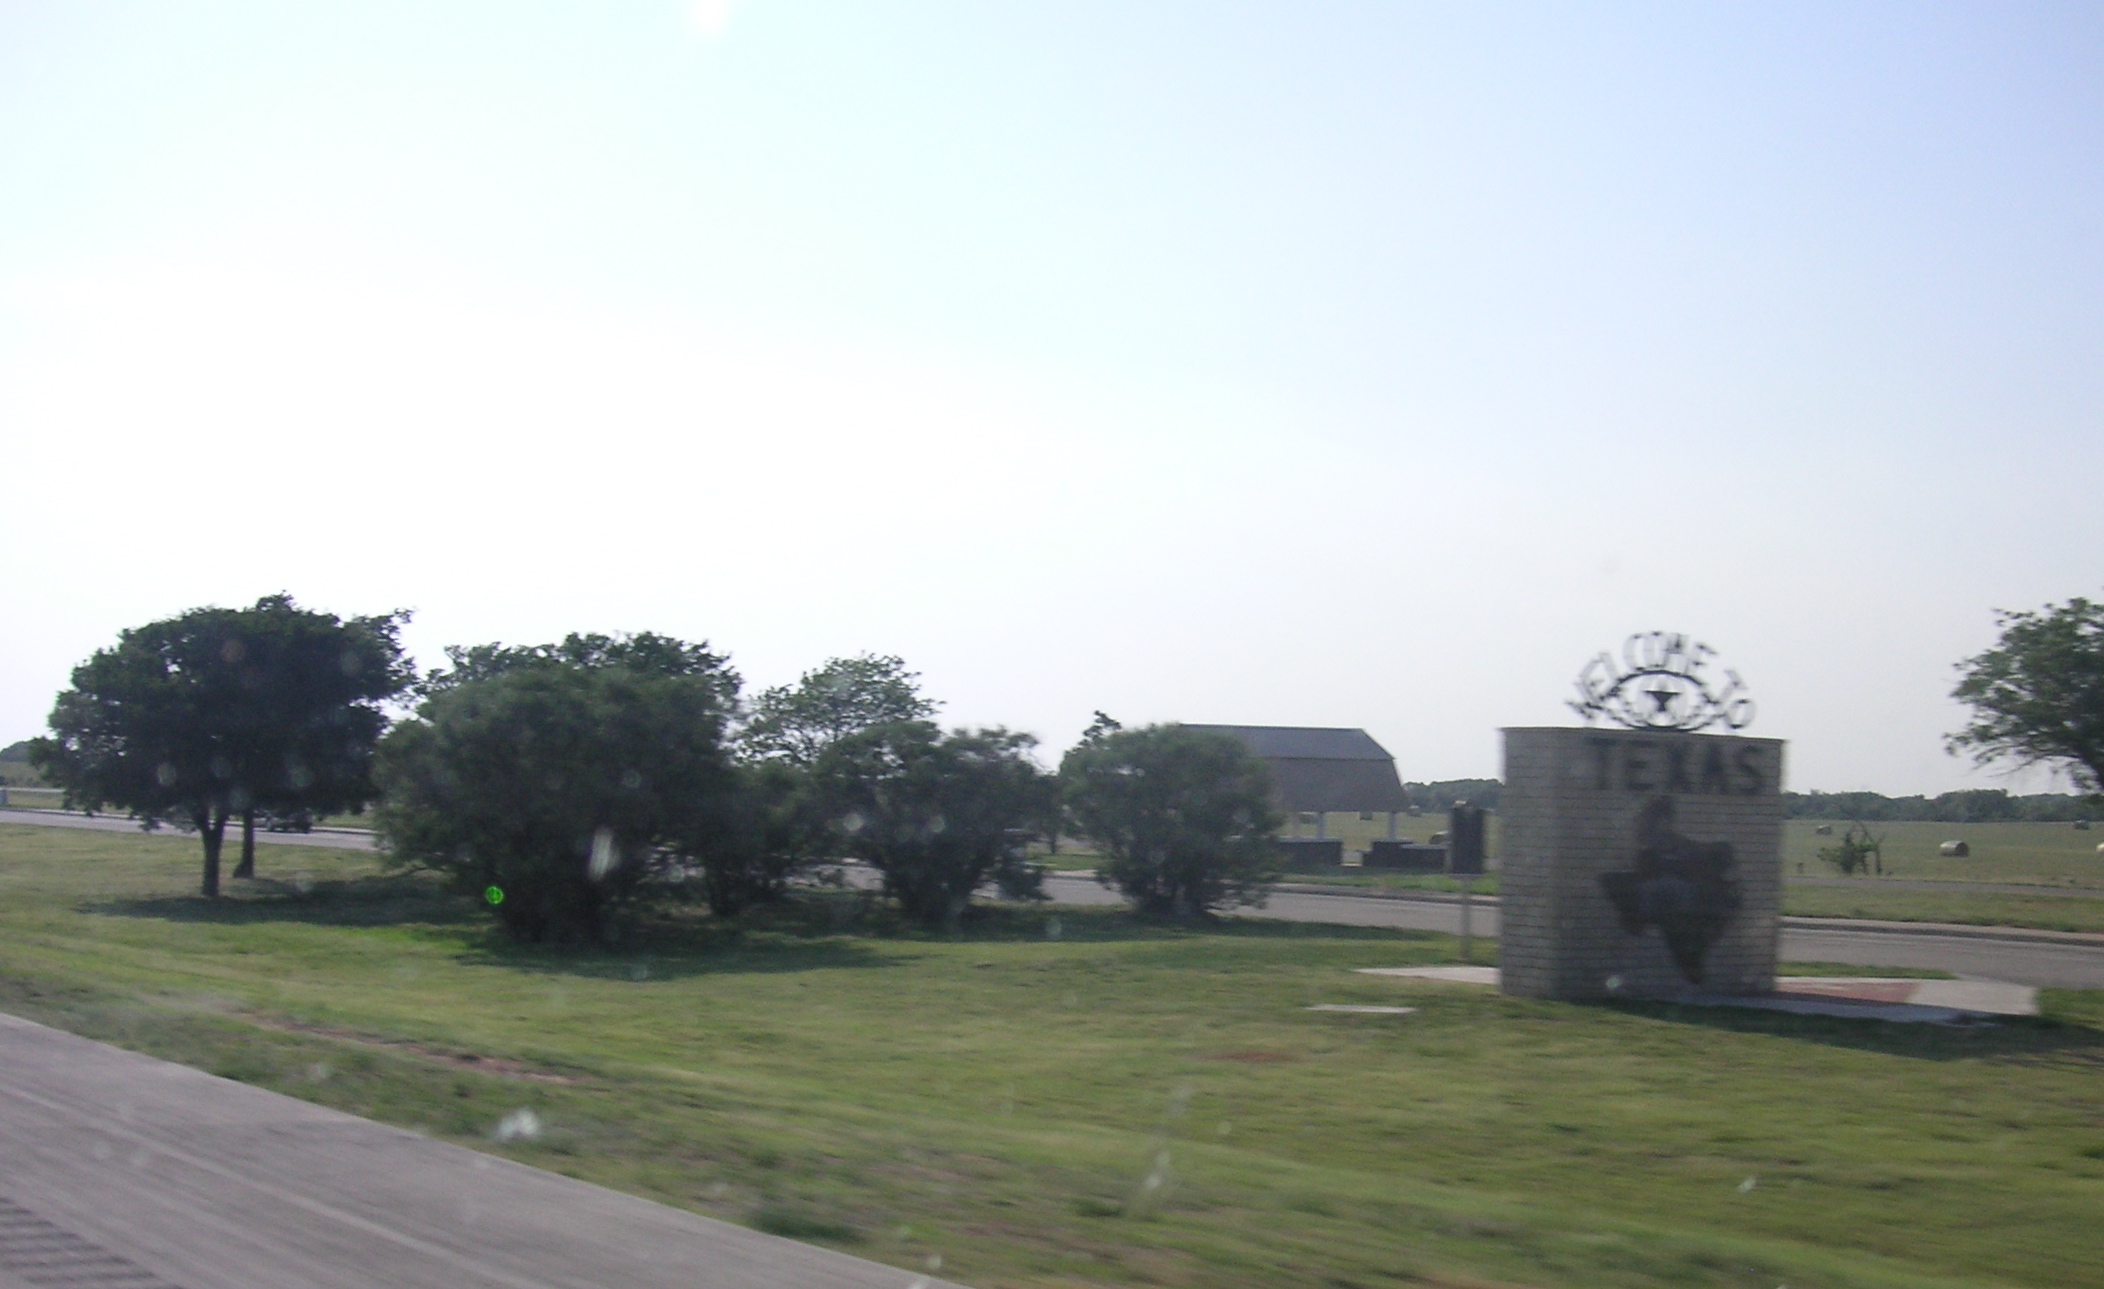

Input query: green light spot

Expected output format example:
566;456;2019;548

485;885;505;906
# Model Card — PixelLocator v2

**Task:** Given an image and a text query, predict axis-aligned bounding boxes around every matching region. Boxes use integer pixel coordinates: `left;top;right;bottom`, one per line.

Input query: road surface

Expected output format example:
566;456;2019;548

7;812;2101;988
0;1010;953;1289
0;809;378;850
1037;875;2104;990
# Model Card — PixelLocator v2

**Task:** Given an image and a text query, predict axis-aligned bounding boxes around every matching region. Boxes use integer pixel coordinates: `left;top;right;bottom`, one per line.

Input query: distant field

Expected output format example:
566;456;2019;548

1781;818;2102;887
3;823;2103;1289
1204;818;2104;933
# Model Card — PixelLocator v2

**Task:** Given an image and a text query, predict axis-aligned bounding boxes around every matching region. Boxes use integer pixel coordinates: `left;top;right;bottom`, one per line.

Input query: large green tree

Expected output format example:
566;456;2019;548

740;654;935;765
1060;714;1283;919
1949;595;2104;797
810;721;1052;928
31;596;411;896
373;633;772;939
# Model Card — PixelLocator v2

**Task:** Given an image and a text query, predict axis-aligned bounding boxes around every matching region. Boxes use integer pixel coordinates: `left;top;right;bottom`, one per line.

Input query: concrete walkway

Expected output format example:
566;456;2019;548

0;1012;953;1289
1352;965;2040;1024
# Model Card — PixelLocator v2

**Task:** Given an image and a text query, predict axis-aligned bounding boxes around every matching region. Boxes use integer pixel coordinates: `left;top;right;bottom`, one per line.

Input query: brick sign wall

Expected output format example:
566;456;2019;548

1499;726;1785;1000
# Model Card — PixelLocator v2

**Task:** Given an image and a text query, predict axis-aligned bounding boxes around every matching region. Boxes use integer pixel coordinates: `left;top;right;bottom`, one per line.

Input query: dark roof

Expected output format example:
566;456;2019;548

1180;725;1394;761
1182;725;1411;813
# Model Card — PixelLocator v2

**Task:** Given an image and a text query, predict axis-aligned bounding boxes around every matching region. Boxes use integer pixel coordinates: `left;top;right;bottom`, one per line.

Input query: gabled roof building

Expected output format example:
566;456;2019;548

1182;725;1412;820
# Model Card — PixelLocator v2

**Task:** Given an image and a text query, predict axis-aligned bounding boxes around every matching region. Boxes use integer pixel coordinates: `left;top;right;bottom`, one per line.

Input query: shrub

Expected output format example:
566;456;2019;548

810;721;1052;929
373;637;749;941
1060;715;1283;919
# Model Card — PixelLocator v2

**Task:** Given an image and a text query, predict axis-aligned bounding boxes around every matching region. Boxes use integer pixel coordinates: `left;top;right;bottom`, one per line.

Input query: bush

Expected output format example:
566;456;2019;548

810;721;1052;929
373;638;751;941
1816;823;1884;877
1060;716;1283;919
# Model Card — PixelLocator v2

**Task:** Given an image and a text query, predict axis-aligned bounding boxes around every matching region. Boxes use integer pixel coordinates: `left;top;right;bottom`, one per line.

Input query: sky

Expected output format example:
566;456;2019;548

2;1;2099;795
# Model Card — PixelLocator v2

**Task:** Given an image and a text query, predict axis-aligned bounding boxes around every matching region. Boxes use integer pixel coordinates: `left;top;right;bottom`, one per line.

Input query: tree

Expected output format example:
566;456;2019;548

741;654;935;765
1949;596;2104;798
810;721;1052;929
373;633;754;941
31;596;411;897
1060;714;1283;919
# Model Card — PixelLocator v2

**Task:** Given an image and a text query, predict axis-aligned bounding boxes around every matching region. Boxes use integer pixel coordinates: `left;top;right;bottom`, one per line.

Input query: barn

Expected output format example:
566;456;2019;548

1181;725;1414;842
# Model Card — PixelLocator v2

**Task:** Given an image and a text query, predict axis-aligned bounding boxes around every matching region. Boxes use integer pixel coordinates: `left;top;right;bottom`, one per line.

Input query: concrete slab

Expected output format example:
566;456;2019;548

1304;1005;1416;1015
0;1011;955;1289
1349;968;2039;1023
1353;966;1500;985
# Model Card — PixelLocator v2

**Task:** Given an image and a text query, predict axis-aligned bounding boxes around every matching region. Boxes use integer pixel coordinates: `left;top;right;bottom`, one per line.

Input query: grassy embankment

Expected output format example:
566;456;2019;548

3;823;2103;1289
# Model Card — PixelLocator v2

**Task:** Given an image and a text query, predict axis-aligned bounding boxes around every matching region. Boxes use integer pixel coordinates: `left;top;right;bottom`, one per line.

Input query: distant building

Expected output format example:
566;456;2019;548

1183;725;1413;841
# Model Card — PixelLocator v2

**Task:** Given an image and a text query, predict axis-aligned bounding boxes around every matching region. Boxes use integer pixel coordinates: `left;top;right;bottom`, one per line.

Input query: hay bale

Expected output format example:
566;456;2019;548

1939;839;1970;858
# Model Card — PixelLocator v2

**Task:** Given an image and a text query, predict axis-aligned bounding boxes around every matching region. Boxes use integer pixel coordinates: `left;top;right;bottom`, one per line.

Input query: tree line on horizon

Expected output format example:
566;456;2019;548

1783;788;2094;824
25;596;1284;939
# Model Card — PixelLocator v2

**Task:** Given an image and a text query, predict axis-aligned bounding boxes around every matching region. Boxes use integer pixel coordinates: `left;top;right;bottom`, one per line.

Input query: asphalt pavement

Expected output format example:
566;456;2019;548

1038;874;2104;990
0;1010;955;1289
0;809;379;850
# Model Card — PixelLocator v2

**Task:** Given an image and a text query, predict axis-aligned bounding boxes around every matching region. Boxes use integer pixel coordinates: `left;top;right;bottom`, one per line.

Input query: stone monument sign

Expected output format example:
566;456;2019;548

1499;634;1784;1001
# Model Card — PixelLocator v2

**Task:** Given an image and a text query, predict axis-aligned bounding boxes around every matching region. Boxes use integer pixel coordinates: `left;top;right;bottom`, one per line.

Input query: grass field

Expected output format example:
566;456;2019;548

1780;818;2103;884
3;824;2103;1288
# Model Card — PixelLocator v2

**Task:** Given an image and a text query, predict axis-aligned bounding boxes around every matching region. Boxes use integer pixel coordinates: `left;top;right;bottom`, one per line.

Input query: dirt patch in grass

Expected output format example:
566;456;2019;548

242;1014;583;1083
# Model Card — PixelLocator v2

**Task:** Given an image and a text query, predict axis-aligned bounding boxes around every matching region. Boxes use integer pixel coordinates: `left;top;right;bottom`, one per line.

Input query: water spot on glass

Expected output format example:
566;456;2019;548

589;826;619;882
493;1108;542;1143
1044;917;1062;940
1217;1121;1233;1137
621;769;643;790
924;1254;943;1272
630;961;651;982
1737;1176;1758;1193
155;762;178;787
220;638;246;665
1604;974;1625;995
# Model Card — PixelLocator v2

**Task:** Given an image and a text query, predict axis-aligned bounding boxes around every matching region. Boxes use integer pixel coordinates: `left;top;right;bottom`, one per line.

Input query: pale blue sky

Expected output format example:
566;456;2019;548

3;2;2099;793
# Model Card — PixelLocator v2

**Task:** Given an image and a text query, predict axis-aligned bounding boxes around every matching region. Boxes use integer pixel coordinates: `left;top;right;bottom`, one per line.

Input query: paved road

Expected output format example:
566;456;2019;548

0;1010;953;1289
1038;874;2104;990
0;809;379;850
8;813;2101;989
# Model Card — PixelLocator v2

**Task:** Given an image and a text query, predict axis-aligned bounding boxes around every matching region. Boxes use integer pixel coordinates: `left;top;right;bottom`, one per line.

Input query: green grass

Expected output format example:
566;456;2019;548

3;823;2103;1289
1780;885;2104;934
